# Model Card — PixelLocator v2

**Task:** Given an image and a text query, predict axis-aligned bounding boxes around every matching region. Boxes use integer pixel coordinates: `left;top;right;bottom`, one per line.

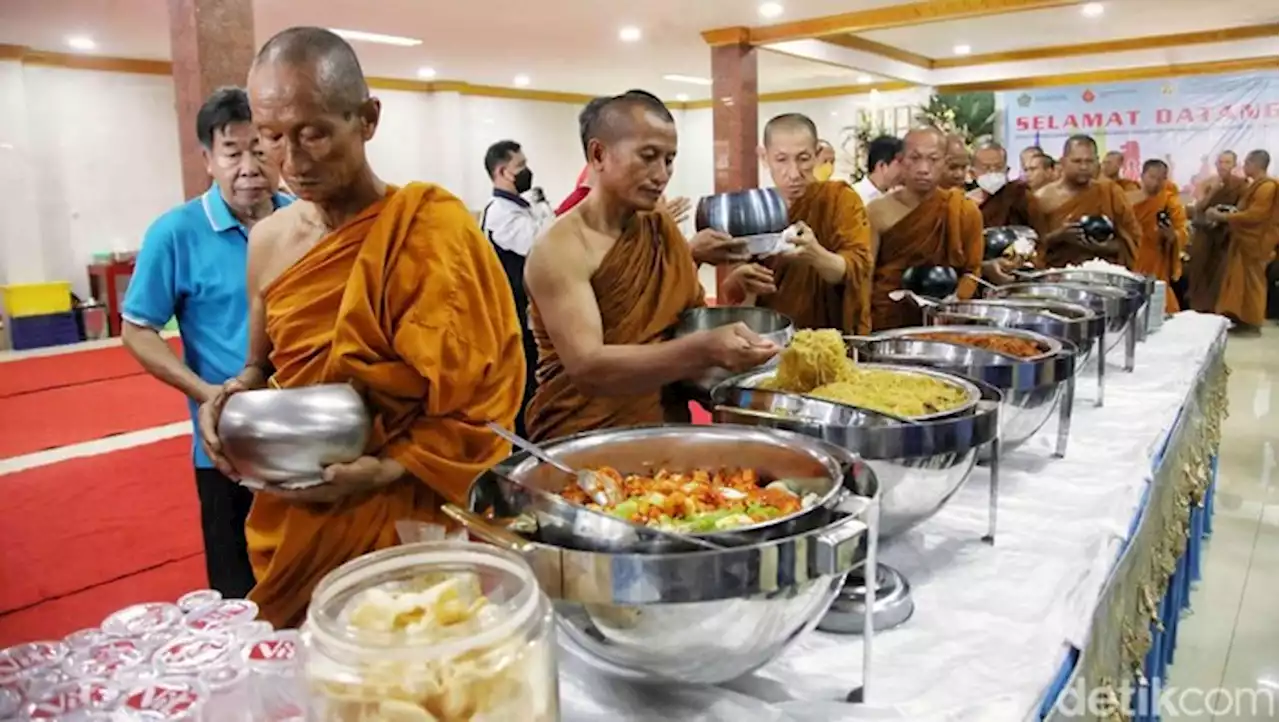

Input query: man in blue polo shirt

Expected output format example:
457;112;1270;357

122;87;291;598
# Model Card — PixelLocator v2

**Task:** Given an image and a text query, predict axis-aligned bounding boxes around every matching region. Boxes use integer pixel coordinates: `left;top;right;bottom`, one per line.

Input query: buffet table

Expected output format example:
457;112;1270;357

559;312;1230;722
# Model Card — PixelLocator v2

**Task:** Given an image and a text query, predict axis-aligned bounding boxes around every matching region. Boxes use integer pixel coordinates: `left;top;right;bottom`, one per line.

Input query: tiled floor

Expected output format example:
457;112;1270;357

1166;324;1279;721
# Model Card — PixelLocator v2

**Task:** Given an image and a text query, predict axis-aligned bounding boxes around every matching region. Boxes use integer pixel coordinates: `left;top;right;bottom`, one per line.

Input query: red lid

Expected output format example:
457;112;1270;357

176;590;222;613
66;639;147;678
23;679;119;719
184;600;259;632
243;631;298;668
0;641;67;682
153;633;237;676
102;603;184;638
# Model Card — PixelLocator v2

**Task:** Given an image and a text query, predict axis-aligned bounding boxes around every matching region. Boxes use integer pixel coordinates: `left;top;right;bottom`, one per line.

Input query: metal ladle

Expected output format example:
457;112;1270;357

488;422;623;506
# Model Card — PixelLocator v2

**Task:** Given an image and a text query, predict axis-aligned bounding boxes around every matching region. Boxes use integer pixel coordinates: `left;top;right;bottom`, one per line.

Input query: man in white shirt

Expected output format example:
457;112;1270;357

480;139;553;436
853;134;903;204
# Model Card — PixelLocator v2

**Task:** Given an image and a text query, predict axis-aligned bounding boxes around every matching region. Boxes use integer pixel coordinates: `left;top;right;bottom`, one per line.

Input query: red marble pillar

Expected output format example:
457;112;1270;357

710;40;759;292
168;0;257;200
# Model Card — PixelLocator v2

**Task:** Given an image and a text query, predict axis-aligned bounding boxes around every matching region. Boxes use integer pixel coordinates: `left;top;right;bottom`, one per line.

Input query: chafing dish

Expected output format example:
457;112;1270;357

461;425;879;686
856;326;1076;457
1018;267;1156;337
218;383;370;485
672;307;794;401
989;281;1142;374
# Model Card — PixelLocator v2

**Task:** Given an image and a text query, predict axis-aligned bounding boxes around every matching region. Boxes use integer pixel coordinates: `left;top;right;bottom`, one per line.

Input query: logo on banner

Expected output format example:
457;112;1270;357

1162;83;1176;95
1017;93;1033;107
1082;89;1096;103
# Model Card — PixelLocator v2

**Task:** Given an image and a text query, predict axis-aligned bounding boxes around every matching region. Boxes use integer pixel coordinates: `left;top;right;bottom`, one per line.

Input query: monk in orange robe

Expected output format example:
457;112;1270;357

967;140;1042;284
197;29;525;628
1207;149;1279;333
523;91;778;441
1102;150;1141;192
1036;135;1141;269
940;133;971;191
717;113;873;333
868;127;985;330
1129;160;1188;312
1186;151;1248;312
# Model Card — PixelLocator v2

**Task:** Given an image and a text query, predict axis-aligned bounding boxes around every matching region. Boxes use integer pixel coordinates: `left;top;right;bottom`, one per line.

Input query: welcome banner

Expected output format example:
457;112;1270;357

1000;71;1280;194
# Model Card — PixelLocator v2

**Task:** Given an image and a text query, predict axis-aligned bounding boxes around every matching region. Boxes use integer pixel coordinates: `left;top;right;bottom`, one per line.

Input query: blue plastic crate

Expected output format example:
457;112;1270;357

9;311;81;350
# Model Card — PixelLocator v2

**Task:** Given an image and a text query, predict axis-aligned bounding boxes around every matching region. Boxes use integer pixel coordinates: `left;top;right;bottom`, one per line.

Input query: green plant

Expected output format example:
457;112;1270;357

849;110;888;182
915;92;997;145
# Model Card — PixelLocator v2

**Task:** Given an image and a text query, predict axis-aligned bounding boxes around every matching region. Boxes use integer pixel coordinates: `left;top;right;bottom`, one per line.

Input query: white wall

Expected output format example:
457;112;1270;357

0;60;924;295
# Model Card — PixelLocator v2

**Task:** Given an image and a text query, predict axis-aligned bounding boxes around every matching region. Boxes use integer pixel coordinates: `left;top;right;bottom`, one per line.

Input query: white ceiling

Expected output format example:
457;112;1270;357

861;0;1277;57
0;0;1274;97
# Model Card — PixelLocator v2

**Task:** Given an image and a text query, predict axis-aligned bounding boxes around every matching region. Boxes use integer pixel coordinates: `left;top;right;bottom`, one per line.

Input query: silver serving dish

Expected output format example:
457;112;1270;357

694;187;790;238
924;298;1108;407
712;368;1000;538
856;326;1076;456
1019;268;1156;338
461;426;879;685
990;282;1142;373
217;383;370;483
487;425;848;550
672;306;794;399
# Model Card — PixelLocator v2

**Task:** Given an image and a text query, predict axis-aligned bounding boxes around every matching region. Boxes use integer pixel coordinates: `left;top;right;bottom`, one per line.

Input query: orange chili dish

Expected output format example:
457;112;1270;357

558;467;807;532
914;332;1046;359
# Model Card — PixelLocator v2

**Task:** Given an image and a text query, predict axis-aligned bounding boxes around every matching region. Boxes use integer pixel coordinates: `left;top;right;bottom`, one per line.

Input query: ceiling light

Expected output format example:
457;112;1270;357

856;74;872;85
328;28;422;47
416;67;437;79
513;74;531;87
65;35;96;51
675;93;690;102
1081;2;1104;17
619;26;642;42
663;74;713;86
759;2;784;18
953;44;972;56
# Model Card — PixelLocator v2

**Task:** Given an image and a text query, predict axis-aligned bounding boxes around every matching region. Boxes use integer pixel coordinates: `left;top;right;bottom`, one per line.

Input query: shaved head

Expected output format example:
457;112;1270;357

1063;134;1098;157
1215;150;1238;179
972;140;1009;175
760;113;820;201
580;90;674;153
900;126;946;193
581;89;677;212
252;27;368;113
1245;149;1271;178
941;133;969;189
1061;134;1099;188
763;113;818;148
1100;149;1125;180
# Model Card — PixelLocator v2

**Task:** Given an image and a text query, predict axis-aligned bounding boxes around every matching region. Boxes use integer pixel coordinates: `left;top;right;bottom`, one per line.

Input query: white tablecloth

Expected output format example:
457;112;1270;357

558;312;1230;722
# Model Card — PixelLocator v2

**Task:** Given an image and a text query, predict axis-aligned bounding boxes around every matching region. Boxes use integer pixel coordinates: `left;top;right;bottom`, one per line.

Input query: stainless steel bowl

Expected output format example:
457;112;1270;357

218;383;370;483
854;326;1076;454
711;377;1000;538
491;425;848;549
990;282;1143;374
924;298;1103;370
694;188;790;238
1019;268;1156;336
672;306;794;398
462;426;878;684
720;362;983;422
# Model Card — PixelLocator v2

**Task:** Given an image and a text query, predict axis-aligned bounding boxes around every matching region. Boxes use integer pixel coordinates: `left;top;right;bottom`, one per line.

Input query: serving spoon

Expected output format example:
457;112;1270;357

487;422;624;506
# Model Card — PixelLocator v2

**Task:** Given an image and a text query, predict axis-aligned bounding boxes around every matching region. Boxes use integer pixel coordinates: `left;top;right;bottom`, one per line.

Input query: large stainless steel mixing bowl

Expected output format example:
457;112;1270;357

461;425;878;684
672;306;794;399
218;383;370;483
853;326;1076;456
694;187;790;238
712;371;1001;538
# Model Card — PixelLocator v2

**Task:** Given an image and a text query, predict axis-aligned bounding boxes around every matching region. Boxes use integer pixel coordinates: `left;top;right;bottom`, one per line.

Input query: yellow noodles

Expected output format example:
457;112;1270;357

760;329;969;418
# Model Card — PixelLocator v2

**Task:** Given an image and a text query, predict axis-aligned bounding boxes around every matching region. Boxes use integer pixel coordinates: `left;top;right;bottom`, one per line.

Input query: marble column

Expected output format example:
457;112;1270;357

167;0;257;200
710;40;759;293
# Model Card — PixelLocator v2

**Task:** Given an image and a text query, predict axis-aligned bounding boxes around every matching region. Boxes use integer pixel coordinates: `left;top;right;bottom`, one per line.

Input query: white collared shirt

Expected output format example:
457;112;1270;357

480;189;553;258
853;177;887;204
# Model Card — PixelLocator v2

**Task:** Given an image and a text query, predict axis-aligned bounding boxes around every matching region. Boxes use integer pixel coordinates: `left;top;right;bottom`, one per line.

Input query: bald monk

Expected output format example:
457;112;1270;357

719;113;873;333
1129;159;1188;312
1102;151;1141;192
867;127;984;330
196;28;525;628
1207;150;1279;334
1186;150;1248;312
523;90;778;441
1036;135;1141;269
940;133;970;191
969;140;1040;284
814;138;837;182
1019;145;1043;180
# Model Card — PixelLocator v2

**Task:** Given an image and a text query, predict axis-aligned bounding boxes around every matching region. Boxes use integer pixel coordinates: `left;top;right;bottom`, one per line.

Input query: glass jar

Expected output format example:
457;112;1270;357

302;541;559;722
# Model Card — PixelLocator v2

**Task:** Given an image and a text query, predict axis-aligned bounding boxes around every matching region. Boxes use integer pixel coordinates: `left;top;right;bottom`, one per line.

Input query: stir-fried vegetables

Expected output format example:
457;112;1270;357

558;467;809;532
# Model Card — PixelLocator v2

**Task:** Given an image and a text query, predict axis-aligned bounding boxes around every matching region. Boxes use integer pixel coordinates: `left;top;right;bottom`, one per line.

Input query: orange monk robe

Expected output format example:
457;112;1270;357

1215;176;1280;326
1130;183;1188;312
870;188;984;331
247;183;525;628
1037;179;1141;269
756;181;874;334
1113;178;1141;193
525;211;704;442
979;180;1038;229
1186;176;1248;312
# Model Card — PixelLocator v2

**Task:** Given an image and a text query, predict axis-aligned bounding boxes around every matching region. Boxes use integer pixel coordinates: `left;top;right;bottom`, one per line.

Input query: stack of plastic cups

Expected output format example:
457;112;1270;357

21;678;121;719
176;590;222;615
119;676;210;721
199;664;253;722
182;600;259;636
243;631;306;721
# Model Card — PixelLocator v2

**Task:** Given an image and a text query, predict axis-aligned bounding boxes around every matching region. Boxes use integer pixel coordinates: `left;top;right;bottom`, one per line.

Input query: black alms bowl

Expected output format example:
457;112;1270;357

983;226;1018;260
1077;215;1116;243
900;265;959;298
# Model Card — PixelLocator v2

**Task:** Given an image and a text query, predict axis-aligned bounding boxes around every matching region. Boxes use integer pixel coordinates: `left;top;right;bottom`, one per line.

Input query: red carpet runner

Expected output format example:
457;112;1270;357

0;338;182;398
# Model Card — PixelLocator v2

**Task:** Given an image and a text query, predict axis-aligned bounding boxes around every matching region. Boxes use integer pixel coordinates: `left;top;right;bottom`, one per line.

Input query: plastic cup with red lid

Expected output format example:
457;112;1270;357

122;677;209;721
22;678;120;719
152;632;239;678
183;600;259;634
102;603;184;640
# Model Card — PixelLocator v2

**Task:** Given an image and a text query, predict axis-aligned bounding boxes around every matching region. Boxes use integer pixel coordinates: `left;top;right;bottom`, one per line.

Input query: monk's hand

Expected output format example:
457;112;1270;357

659;195;693;225
785;222;846;283
264;457;406;504
982;258;1017;286
690;229;749;266
704;322;780;372
1046;223;1088;248
197;366;267;480
1204;207;1228;223
724;263;777;299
